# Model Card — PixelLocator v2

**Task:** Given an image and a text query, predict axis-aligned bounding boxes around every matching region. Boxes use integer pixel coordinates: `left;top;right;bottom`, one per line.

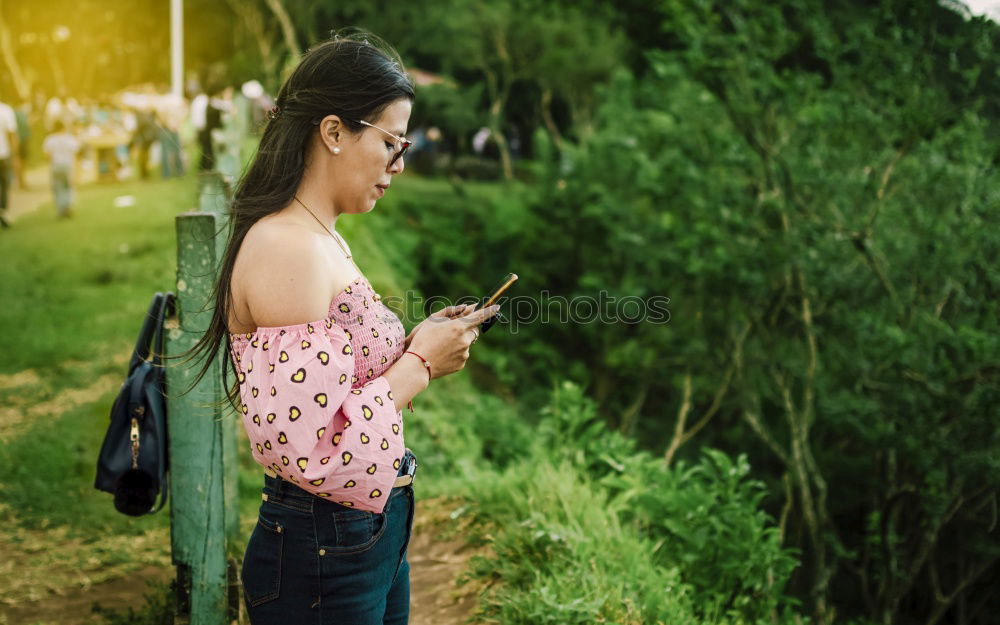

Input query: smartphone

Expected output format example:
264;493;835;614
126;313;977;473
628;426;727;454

478;272;518;335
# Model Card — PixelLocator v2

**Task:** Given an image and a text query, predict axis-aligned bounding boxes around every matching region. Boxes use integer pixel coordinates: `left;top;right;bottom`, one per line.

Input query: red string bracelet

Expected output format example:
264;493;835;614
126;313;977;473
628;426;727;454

404;350;432;412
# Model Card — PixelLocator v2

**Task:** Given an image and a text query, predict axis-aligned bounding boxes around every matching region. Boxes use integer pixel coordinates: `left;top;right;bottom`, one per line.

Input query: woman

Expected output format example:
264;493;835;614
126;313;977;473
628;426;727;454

189;33;499;624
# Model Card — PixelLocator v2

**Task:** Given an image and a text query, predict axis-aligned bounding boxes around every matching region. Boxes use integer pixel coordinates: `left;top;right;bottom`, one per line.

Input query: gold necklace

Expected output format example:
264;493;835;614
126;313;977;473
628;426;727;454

293;195;382;303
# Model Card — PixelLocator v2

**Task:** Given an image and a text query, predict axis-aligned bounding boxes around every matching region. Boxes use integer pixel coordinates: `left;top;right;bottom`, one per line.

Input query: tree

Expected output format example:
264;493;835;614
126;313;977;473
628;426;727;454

223;0;285;92
421;0;625;177
398;1;1000;622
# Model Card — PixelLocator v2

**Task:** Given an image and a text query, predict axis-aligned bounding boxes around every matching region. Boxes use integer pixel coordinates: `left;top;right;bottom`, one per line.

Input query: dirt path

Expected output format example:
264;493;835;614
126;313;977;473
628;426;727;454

0;507;172;625
0;565;172;625
408;496;490;625
0;496;485;625
5;166;50;222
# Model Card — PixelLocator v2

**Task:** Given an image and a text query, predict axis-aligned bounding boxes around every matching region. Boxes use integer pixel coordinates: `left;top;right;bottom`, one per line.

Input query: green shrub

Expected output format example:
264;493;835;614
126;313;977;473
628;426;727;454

460;459;700;625
606;449;801;621
455;381;801;623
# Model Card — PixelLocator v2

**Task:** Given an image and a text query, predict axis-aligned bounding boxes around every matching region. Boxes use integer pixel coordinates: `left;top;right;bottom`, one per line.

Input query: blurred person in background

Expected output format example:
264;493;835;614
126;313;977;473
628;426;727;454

44;94;62;132
131;108;158;180
0;94;18;229
191;85;227;172
15;101;32;189
471;126;490;154
241;79;273;135
157;90;187;179
42;120;81;219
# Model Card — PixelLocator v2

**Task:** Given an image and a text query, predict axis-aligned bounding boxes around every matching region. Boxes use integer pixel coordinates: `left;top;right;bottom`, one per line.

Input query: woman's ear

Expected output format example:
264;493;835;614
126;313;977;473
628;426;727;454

320;115;345;154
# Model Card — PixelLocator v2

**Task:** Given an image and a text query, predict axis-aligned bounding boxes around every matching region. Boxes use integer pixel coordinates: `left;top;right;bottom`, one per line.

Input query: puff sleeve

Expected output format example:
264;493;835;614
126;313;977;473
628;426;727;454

234;318;405;513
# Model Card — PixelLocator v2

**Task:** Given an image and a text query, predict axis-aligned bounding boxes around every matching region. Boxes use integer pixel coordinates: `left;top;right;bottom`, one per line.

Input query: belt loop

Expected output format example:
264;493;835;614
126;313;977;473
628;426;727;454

267;471;288;503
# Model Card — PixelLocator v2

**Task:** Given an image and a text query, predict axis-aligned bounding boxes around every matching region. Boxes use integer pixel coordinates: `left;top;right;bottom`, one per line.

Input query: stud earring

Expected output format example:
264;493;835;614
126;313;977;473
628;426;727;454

331;147;341;155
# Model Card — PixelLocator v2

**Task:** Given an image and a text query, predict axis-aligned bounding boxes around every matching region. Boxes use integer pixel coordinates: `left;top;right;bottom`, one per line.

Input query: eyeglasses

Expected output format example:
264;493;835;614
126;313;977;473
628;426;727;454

353;119;411;168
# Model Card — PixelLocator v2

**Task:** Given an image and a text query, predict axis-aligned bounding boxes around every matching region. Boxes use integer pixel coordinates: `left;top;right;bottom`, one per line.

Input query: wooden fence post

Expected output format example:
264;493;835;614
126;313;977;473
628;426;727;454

166;170;240;625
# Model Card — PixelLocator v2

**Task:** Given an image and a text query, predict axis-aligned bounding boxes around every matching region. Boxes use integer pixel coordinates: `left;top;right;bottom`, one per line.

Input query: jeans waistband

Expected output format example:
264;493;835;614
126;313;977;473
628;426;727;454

262;448;416;511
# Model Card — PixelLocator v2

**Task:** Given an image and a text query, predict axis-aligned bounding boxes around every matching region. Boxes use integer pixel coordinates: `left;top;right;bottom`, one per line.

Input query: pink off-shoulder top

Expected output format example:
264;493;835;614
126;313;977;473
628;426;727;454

229;276;408;513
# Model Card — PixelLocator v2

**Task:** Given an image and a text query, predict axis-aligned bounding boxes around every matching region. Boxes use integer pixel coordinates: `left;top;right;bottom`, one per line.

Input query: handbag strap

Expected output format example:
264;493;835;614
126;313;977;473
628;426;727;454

151;292;175;367
151;293;174;514
128;293;166;373
151;474;169;513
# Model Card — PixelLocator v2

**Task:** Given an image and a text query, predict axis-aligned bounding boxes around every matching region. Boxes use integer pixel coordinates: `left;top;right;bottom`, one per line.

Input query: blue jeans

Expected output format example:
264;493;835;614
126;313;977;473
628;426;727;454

242;450;417;624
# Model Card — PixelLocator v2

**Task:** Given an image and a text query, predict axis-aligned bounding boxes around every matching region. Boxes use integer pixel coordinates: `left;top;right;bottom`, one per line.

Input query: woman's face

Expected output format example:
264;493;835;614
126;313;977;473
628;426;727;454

329;98;412;215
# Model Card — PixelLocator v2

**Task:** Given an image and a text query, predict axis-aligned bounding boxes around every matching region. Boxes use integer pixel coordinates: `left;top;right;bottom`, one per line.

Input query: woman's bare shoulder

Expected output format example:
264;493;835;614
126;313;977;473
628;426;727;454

236;217;337;327
240;215;307;253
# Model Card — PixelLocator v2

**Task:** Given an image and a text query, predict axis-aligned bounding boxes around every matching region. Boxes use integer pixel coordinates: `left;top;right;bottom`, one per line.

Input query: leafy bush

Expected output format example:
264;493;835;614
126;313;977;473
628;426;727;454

456;381;801;623
606;449;800;621
460;459;702;625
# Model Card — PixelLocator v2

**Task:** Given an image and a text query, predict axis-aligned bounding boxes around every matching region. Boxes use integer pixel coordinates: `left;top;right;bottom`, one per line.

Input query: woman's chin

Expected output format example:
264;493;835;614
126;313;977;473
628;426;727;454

345;199;377;214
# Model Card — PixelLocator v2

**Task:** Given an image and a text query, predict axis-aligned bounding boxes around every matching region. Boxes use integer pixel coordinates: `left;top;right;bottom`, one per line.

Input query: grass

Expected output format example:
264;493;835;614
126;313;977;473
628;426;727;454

0;177;188;374
0;173;194;519
456;460;697;625
0;173;194;616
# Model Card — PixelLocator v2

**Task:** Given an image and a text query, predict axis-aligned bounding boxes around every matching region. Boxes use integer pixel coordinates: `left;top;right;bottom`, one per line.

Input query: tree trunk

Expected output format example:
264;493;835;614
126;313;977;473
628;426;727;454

226;0;282;90
0;0;30;100
663;373;693;466
264;0;300;60
45;44;67;98
485;26;514;181
489;101;514;181
479;64;513;181
540;87;563;150
618;378;650;437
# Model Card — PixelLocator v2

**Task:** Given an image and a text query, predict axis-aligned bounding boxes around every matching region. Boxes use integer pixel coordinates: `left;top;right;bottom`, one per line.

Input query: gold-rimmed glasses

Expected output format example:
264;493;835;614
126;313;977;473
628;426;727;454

353;119;411;167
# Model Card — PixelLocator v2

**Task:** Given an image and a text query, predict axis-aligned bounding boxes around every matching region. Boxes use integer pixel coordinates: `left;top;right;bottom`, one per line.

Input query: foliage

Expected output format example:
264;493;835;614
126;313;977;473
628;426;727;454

417;0;627;163
411;82;485;152
450;381;800;624
461;461;700;625
388;2;1000;624
607;448;801;621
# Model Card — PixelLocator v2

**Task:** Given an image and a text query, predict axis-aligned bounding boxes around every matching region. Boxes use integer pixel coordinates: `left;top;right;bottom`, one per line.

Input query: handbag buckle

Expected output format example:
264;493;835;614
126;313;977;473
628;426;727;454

130;418;140;469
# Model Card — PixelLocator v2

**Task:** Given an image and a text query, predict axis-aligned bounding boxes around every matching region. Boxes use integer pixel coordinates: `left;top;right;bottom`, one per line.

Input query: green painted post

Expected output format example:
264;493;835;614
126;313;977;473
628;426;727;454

166;207;239;625
199;171;230;215
197;170;240;553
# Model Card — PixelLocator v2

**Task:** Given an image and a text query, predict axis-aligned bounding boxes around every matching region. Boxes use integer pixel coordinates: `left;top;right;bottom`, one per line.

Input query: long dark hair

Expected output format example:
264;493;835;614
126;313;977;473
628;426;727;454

179;30;415;408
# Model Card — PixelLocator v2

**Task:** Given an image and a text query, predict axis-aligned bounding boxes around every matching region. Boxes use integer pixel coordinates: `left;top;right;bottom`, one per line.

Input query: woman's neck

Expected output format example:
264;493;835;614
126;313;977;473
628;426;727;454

292;174;340;231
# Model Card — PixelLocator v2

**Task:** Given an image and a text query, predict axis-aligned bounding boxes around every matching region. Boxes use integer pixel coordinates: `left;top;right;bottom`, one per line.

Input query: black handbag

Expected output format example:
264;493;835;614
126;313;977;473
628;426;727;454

95;292;174;516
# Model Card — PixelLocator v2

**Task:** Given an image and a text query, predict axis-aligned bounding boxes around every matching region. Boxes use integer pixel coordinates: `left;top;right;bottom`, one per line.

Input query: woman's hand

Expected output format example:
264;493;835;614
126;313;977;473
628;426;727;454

406;304;499;379
404;303;475;350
